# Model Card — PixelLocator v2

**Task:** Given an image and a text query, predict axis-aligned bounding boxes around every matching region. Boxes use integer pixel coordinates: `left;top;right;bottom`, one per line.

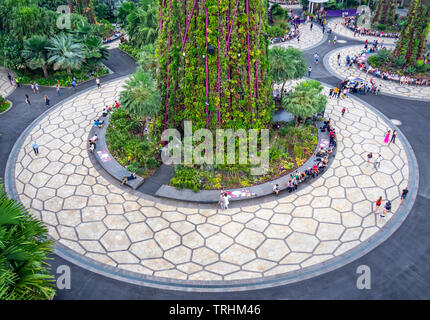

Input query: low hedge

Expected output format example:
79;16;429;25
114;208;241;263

17;65;109;87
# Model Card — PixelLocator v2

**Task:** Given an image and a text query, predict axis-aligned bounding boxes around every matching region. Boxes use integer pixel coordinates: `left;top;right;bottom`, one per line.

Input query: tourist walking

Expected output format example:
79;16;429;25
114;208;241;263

367;152;373;166
56;84;61;96
31;83;35;94
25;94;31;105
314;53;319;64
341;107;346;116
71;78;77;90
32;141;39;155
96;77;101;89
374;154;382;169
400;186;408;205
35;82;39;94
44;95;50;107
389;130;397;145
7;73;12;84
375;196;382;212
15;77;20;88
384;129;391;144
380;200;391;221
310;23;313;30
307;66;312;77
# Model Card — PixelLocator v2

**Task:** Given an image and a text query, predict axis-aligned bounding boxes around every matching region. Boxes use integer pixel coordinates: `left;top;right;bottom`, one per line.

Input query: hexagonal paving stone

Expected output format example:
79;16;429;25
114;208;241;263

256;239;290;261
154;229;181;250
130;239;163;259
206;233;234;253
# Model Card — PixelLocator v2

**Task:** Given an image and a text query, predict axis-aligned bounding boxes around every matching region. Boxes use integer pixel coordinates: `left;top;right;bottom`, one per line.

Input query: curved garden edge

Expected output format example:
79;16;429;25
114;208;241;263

90;111;330;202
156;121;333;203
0;99;13;115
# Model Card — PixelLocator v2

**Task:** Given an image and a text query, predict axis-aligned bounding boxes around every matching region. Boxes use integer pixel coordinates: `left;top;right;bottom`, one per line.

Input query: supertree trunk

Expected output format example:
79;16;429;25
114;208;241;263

393;0;430;66
157;0;272;131
372;0;397;26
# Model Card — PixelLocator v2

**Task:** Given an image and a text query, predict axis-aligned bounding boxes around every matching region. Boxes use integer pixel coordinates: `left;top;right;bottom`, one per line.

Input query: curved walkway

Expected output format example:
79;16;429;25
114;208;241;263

5;74;415;291
1;32;429;298
324;44;430;101
327;18;398;45
270;23;326;51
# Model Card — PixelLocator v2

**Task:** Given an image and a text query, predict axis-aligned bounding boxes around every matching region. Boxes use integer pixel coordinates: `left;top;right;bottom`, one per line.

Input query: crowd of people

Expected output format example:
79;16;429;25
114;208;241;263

272;119;336;197
269;23;300;44
90;100;120;149
342;17;400;38
345;47;430;87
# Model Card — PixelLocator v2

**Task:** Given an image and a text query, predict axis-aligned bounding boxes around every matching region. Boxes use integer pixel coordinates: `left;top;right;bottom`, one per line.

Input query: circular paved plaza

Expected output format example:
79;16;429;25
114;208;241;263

5;75;416;291
324;45;430;101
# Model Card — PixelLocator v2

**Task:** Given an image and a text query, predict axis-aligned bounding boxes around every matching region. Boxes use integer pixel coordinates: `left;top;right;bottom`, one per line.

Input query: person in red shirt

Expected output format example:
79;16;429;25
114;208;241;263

341;107;346;116
114;100;120;108
375;196;382;212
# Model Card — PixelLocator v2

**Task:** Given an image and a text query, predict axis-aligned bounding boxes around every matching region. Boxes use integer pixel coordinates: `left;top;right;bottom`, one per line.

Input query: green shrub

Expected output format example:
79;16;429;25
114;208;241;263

405;66;416;75
0;95;11;112
376;23;386;31
392;55;406;68
367;55;381;67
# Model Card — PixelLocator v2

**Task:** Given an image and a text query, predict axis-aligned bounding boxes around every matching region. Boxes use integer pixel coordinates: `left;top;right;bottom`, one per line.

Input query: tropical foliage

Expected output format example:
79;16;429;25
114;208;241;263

125;0;158;48
269;47;307;101
120;67;161;121
281;80;327;126
105;108;161;177
0;95;11;113
0;0;109;80
158;0;272;131
372;0;397;26
0;183;55;300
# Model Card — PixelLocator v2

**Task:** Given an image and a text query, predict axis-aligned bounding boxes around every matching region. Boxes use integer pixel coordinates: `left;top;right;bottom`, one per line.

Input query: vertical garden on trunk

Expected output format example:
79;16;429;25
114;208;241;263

392;0;430;67
157;0;273;131
372;0;397;26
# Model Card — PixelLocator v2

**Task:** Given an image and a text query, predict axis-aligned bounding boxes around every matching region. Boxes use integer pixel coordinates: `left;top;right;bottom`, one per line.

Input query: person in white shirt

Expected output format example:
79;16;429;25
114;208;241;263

374;154;382;169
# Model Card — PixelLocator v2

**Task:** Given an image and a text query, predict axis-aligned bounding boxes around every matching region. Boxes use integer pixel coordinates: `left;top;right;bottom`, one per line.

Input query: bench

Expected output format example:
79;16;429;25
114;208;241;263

90;115;145;190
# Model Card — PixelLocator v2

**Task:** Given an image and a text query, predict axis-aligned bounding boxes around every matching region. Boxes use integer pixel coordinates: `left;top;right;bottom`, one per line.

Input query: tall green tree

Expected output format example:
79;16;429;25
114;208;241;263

269;47;307;101
120;67;161;124
126;0;158;47
22;35;51;78
46;34;85;75
82;36;110;67
0;184;55;300
281;80;327;126
117;1;136;26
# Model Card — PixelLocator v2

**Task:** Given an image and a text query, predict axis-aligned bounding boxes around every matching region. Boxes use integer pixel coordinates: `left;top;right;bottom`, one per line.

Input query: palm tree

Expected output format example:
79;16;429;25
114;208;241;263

22;35;51;78
120;67;161;126
46;34;84;75
0;184;55;300
126;2;158;47
269;47;307;101
281;80;327;126
82;35;109;67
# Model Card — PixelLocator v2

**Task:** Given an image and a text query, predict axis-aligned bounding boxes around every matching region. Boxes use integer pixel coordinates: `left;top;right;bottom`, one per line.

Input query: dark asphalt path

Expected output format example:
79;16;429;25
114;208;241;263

2;33;430;300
